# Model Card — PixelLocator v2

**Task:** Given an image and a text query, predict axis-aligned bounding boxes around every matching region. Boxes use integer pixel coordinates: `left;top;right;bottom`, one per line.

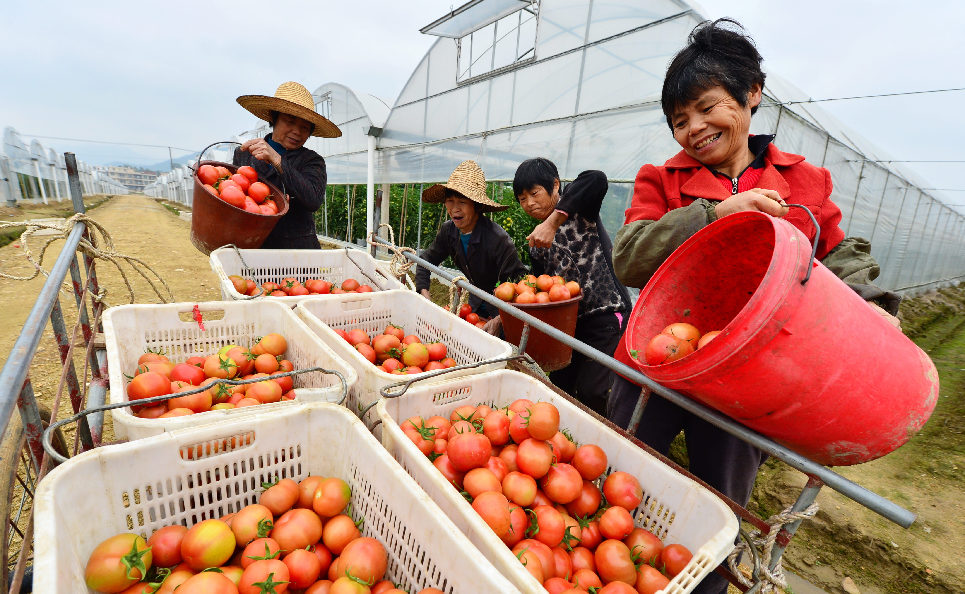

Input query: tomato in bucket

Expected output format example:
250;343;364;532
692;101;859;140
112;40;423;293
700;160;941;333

189;142;289;255
625;211;938;466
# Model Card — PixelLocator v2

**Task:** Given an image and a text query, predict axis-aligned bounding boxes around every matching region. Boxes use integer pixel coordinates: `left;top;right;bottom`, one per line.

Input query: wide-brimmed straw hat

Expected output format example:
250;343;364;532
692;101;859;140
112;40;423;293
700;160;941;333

237;81;342;138
422;160;508;212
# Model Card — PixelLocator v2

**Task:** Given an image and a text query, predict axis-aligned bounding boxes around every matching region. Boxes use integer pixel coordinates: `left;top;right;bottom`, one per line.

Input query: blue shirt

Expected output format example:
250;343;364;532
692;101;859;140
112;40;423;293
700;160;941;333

266;136;287;155
459;231;471;255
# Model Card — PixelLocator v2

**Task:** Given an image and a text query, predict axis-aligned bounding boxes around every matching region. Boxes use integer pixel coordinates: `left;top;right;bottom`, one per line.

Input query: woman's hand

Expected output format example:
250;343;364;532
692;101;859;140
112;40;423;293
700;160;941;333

420;289;432;300
482;316;502;336
715;188;788;219
241;138;283;172
868;302;902;330
526;211;567;248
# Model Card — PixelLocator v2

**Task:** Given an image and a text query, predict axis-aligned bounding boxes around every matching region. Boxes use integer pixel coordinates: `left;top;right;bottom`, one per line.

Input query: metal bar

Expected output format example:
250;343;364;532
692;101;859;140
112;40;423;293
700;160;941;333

768;476;823;571
0;223;87;433
17;380;46;472
374;236;917;528
85;349;109;446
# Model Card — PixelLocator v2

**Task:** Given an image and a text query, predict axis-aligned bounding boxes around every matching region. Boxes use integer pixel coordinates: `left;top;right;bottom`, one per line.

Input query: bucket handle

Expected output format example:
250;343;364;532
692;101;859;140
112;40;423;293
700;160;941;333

191;140;287;197
786;203;819;285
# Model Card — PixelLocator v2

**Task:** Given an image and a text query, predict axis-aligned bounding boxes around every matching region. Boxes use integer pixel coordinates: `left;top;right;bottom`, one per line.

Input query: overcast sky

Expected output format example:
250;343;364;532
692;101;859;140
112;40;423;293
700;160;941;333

3;0;964;212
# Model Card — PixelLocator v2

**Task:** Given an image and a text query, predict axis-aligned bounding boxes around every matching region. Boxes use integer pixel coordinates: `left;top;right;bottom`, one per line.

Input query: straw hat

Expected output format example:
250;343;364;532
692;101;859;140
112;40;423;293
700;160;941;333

422;160;508;212
237;81;342;138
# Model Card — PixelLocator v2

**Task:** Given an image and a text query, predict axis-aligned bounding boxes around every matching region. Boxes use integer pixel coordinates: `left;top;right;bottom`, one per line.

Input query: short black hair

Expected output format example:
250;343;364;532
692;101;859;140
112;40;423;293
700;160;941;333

513;157;559;199
661;18;766;129
268;110;316;135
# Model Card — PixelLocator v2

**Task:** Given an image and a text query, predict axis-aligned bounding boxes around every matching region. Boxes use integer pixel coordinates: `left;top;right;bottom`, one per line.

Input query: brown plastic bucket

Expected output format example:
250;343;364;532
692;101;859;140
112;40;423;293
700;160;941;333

499;295;582;372
189;147;289;255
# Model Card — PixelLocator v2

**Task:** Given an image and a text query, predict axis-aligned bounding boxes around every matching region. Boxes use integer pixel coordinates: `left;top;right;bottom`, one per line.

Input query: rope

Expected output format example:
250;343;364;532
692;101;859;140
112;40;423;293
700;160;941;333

448;275;469;314
368;223;416;290
727;502;820;592
0;213;175;305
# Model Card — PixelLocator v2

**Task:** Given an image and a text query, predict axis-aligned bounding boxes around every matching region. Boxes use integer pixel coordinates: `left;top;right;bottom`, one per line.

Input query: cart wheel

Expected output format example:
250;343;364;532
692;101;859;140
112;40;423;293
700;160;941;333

0;407;68;593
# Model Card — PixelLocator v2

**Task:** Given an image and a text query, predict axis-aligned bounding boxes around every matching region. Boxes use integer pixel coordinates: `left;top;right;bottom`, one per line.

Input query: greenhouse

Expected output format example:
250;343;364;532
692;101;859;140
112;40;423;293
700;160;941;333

143;0;959;296
1;126;128;204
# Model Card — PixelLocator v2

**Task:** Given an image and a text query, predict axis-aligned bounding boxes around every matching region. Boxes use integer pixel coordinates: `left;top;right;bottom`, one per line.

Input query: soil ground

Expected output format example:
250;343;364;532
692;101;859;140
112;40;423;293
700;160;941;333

1;194;962;593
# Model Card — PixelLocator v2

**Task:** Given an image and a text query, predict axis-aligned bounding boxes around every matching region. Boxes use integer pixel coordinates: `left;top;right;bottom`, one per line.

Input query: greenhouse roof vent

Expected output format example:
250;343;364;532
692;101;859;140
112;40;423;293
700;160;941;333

421;0;533;38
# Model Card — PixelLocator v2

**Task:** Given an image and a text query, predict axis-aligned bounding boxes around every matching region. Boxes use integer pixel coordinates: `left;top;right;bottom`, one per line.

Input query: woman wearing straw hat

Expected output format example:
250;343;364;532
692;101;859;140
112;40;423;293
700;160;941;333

234;81;342;249
415;160;528;320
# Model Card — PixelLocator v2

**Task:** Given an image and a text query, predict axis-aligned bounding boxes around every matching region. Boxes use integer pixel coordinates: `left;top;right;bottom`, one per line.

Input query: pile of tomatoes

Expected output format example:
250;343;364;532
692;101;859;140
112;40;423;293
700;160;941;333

198;164;280;216
84;473;444;594
635;322;721;366
227;275;375;298
126;333;299;418
496;274;581;305
333;324;457;374
400;400;694;593
453;303;487;328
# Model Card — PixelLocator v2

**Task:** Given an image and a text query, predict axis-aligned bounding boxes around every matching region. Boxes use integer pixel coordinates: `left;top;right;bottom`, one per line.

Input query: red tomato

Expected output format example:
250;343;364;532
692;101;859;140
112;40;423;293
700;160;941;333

341;278;360;291
531;505;565;547
595;539;637;585
571;443;608;480
540;463;583;504
372;334;402;360
147;525;187;568
383;324;404;340
381;357;403;373
548;431;576;463
230;173;251;193
220;185;247;208
660;543;693;578
126;371;171;405
565;480;603;518
457;303;472;319
598;581;638;593
635;563;671;594
570;546;596;573
564;280;582;297
197;164;220;185
508;412;531;444
548;283;571;302
258;333;288;357
321;514;360;555
84;533;153;592
237;165;258;183
501;504;528;548
441;356;457;368
501;470;537;507
472;491;512;537
513;539;554;583
624;527;664;566
515;438;553;479
526;401;560;440
175;571;238;594
464;312;480;324
240;558;290;594
215;165;232;179
282;548;321;589
312;477;352;517
426;342;447;361
272;508;324;552
599;505;634;540
181;519;236;570
260;478;299;516
462;467;501;498
662;322;702;349
642;332;694;365
447;431;492;471
356;343;377;364
337;537;388;584
241;537;282;569
482;409;511;446
432;452;466;488
167;382;213;413
232;504;275;546
697;329;722;349
346;328;370;346
401;342;430;369
602;471;643;510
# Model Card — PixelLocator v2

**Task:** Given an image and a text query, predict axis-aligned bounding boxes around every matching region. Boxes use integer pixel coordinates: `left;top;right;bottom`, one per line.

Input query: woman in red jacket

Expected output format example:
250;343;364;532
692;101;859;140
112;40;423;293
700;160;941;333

608;19;899;594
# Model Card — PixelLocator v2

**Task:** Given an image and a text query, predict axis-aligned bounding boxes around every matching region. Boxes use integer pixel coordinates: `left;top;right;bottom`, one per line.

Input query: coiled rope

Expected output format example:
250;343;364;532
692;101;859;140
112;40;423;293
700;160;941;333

727;502;820;592
0;213;174;304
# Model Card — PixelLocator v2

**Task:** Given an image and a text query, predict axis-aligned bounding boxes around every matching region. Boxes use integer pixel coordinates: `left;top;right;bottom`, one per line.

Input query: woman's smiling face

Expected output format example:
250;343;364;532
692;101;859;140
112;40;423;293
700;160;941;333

670;84;761;178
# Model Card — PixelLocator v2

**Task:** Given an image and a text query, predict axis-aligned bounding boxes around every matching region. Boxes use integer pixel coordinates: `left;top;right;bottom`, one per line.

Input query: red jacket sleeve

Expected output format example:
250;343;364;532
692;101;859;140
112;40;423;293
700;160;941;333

624;165;672;224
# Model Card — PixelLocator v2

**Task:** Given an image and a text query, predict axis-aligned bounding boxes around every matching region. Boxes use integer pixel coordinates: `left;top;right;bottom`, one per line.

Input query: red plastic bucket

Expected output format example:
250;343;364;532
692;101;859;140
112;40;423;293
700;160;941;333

625;212;938;466
499;295;582;372
189;159;289;255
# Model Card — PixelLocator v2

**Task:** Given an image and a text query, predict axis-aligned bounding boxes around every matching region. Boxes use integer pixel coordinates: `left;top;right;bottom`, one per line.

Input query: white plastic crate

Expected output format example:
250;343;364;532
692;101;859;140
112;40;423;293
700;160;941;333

33;403;521;594
103;300;358;441
210;246;406;306
295;290;514;426
376;369;739;594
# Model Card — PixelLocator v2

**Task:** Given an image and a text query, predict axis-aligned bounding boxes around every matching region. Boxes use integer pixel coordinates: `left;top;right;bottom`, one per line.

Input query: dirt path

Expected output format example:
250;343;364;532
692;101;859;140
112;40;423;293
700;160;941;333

0;195;222;442
2;195;962;594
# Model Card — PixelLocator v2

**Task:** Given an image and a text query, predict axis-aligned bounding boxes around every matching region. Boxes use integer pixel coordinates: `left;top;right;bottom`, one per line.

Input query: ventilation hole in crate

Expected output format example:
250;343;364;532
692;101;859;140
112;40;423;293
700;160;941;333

125;514;134;530
121;491;131;508
431;386;471;405
135;510;145;528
